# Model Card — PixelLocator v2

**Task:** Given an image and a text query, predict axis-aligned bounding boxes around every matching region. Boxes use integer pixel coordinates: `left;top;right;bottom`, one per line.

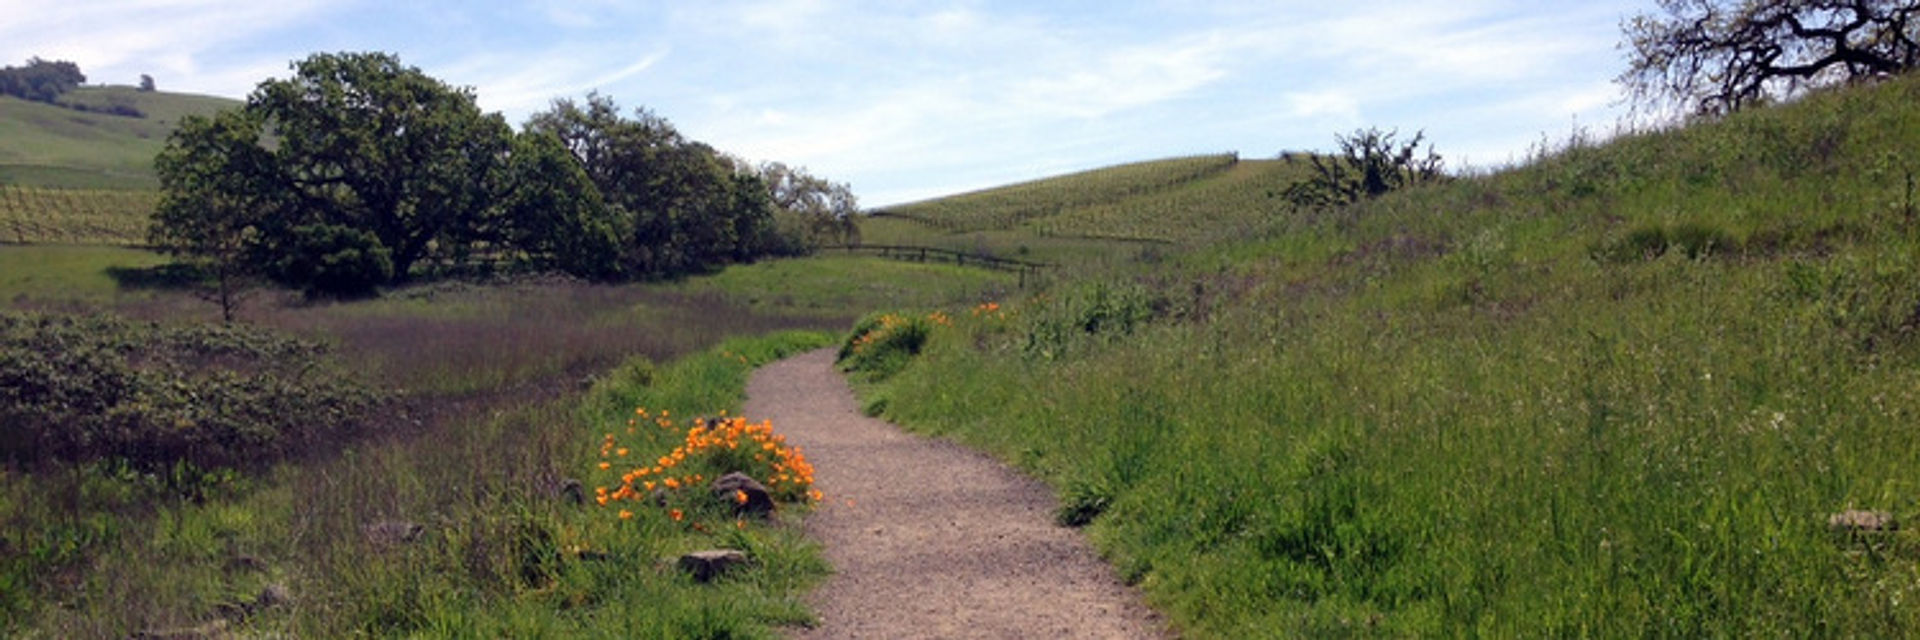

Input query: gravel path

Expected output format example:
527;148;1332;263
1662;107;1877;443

744;349;1168;639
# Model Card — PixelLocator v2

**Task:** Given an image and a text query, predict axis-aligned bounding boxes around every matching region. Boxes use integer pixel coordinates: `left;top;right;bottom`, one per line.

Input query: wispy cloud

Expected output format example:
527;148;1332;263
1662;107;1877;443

0;0;1660;205
0;0;344;92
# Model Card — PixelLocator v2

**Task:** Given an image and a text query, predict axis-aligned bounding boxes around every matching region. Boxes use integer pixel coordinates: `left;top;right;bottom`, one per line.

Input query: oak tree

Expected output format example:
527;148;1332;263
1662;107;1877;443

1621;0;1920;115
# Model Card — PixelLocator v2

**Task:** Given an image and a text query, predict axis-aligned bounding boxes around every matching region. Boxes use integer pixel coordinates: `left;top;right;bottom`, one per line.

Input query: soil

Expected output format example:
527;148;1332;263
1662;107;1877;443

744;349;1169;639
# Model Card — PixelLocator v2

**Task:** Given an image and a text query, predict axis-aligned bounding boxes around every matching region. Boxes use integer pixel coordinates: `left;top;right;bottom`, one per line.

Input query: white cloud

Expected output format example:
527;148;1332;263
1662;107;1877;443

0;0;343;93
1284;90;1363;123
0;0;1663;203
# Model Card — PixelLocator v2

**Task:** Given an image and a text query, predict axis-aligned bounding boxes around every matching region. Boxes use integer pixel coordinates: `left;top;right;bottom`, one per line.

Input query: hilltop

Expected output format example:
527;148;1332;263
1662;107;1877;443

0;85;239;189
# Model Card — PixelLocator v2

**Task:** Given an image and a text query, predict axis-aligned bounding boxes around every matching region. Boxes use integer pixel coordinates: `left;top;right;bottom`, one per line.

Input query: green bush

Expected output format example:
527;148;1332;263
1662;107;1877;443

837;311;936;381
0;311;382;479
268;223;394;298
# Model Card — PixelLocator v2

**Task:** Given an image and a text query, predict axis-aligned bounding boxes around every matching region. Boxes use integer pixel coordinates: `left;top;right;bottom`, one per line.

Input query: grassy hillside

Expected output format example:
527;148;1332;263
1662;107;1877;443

852;75;1920;637
859;154;1314;269
0;86;239;190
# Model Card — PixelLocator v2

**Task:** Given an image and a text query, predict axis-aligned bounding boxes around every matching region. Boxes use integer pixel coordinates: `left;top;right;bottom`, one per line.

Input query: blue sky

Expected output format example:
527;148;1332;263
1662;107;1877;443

4;0;1658;206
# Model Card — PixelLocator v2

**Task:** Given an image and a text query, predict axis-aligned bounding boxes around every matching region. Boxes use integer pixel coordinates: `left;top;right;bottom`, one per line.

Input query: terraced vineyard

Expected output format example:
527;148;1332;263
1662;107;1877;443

861;153;1320;261
875;153;1242;233
1030;159;1312;242
0;185;154;245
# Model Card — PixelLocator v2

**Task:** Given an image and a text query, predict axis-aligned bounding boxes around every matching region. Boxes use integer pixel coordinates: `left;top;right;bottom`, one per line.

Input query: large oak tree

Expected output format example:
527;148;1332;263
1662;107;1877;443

251;52;513;283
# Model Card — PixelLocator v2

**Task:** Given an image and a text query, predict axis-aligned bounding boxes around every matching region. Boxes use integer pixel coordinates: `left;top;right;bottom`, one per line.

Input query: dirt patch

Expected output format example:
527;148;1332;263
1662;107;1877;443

745;349;1168;639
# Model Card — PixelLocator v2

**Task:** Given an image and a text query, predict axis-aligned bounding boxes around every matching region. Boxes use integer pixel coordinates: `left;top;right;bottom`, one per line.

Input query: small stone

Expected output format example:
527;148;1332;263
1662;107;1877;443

677;549;751;583
1828;509;1897;533
254;583;292;610
711;472;776;517
558;478;585;505
362;520;424;547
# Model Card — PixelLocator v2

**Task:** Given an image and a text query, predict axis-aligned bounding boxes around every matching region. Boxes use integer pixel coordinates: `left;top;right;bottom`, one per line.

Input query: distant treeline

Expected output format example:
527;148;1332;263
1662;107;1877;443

154;52;859;299
0;57;84;103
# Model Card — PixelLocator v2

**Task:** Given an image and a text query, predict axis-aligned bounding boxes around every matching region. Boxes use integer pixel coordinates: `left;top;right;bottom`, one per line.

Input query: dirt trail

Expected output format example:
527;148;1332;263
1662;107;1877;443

744;349;1168;639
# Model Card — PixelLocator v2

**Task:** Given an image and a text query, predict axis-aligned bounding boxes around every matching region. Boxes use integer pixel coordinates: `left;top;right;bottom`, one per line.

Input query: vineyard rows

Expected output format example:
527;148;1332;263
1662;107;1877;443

877;154;1241;233
1032;159;1315;243
0;185;154;245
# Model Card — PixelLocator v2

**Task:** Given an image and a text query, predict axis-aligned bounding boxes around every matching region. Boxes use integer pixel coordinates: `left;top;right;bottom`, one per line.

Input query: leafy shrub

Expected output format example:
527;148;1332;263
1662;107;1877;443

837;311;940;381
0;311;382;479
267;223;394;298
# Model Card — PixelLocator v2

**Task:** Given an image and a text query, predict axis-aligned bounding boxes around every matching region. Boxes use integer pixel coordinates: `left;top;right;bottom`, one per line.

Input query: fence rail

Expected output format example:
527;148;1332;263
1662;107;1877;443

827;243;1052;287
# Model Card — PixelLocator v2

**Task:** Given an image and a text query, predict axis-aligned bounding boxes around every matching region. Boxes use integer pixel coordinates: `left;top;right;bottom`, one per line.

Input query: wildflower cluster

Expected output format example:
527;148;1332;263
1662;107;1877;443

971;301;1003;317
592;407;819;523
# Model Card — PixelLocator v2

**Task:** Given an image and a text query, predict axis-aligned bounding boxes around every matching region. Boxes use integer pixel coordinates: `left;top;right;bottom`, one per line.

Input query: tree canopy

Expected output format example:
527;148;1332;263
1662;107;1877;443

0;57;85;103
154;52;851;298
1621;0;1920;115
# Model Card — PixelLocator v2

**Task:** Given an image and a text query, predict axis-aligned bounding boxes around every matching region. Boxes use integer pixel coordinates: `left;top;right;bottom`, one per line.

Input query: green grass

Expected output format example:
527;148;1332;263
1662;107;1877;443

0;244;167;300
1;244;1014;637
850;76;1920;637
0;87;239;190
3;331;835;637
674;254;1017;315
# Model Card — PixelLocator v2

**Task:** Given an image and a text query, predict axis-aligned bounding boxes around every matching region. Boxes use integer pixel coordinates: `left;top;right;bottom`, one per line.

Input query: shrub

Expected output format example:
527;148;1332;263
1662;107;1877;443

267;223;394;298
837;311;940;381
0;311;382;481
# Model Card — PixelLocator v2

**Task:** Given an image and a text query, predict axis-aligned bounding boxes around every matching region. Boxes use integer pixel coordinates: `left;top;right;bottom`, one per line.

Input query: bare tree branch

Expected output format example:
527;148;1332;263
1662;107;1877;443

1620;0;1920;116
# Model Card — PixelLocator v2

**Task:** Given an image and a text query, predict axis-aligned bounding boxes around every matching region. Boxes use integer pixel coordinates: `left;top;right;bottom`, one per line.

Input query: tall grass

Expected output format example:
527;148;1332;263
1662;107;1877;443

855;76;1920;636
4;244;1011;636
5;329;835;637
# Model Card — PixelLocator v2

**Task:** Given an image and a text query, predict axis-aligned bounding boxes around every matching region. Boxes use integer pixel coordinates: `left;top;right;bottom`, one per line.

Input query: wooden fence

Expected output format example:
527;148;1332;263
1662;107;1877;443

827;243;1052;287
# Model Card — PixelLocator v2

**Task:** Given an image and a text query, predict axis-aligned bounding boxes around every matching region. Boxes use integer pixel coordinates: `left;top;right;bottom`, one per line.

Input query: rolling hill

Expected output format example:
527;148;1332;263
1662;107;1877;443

0;85;239;190
859;153;1317;269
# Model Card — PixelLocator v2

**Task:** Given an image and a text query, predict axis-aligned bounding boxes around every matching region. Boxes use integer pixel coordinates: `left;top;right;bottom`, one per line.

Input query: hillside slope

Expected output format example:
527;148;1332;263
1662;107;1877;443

858;154;1314;268
854;74;1920;637
0;86;239;189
